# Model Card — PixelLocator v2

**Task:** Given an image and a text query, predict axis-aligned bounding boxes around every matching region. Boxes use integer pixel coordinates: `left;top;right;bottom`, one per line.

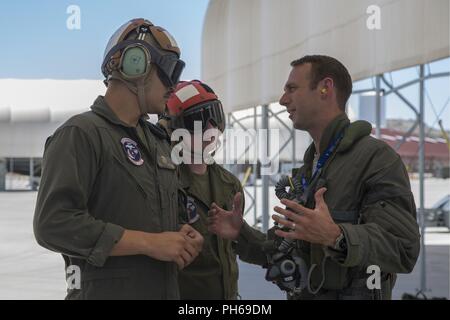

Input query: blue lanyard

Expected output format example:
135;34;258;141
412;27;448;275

301;131;345;190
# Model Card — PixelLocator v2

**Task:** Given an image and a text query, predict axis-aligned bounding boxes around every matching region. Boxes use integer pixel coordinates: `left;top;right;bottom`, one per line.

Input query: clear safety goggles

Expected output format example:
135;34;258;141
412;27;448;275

173;100;225;133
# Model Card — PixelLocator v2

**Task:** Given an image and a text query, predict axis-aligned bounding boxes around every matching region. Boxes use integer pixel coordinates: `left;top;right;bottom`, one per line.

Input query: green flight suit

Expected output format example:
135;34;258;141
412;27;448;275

33;96;180;300
234;113;421;300
177;163;242;300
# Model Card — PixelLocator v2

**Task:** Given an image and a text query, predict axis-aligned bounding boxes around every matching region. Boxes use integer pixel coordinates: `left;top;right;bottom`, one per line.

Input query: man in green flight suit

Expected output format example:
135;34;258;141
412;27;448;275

33;18;203;300
165;80;243;299
209;55;421;300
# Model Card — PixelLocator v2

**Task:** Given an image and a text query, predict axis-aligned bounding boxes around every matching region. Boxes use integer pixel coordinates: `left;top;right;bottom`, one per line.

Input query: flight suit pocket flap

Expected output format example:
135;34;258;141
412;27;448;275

157;154;176;170
331;210;359;223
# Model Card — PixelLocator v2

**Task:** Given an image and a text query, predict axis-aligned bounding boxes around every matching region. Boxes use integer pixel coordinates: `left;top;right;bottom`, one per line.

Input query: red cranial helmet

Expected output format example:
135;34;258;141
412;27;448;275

166;80;225;132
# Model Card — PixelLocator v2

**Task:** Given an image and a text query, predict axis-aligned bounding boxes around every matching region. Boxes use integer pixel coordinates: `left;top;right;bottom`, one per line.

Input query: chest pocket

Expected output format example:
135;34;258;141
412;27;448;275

156;152;177;190
112;154;148;199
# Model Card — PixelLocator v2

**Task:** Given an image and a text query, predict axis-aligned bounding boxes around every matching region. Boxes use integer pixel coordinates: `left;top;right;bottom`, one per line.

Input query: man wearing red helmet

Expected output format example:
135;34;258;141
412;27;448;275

165;80;244;300
33;19;203;299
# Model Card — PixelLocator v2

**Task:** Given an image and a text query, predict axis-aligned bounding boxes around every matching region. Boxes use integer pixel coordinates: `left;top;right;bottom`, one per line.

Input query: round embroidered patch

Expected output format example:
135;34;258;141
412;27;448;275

120;137;144;166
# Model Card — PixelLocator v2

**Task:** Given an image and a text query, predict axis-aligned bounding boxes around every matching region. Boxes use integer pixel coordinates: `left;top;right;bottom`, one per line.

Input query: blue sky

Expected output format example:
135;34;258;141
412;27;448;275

0;1;449;130
0;0;209;80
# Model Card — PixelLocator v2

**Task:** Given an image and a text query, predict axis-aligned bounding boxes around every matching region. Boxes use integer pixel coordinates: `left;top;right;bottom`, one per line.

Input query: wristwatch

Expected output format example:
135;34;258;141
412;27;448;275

333;231;347;252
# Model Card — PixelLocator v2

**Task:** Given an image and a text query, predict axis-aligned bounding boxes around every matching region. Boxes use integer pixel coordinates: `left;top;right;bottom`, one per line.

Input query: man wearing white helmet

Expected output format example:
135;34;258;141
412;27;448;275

34;18;203;300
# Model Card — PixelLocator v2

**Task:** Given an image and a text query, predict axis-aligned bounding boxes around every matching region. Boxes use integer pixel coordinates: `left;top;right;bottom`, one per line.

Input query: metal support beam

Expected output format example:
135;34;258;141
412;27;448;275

0;158;6;191
261;104;270;232
229;113;257;163
253;106;258;226
29;158;35;191
243;188;255;215
384;72;450;95
9;158;14;190
381;75;420;117
375;75;381;139
352;88;378;95
228;108;260;226
225;113;232;173
230;113;248;131
394;119;419;151
418;64;427;293
268;109;292;132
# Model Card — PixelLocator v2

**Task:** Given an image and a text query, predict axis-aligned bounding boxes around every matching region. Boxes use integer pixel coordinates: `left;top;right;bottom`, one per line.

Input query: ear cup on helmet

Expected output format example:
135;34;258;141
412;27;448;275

121;46;148;77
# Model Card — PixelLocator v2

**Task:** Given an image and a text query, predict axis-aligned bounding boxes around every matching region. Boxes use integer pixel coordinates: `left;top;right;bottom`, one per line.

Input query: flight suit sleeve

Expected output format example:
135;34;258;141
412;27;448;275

329;147;420;273
33;126;125;267
230;183;268;265
234;221;269;266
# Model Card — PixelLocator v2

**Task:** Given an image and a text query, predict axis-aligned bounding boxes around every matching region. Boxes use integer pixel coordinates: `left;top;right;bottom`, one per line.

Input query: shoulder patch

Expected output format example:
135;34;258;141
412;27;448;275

121;137;144;166
186;196;200;224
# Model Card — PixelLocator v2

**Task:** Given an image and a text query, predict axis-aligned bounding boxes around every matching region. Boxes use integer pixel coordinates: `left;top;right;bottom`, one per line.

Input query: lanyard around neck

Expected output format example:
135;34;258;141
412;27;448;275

301;129;346;190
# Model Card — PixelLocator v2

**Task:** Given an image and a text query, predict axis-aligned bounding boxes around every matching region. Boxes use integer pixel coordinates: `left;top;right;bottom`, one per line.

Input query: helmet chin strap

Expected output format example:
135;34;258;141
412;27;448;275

136;70;152;116
108;66;154;116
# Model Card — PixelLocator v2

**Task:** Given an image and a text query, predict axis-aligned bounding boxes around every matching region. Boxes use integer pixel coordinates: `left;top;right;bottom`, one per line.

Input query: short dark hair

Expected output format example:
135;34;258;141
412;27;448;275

290;55;352;110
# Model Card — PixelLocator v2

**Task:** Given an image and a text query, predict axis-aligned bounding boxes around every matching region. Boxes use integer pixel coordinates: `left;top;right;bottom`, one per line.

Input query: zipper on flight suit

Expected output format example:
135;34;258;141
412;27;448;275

130;125;170;299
